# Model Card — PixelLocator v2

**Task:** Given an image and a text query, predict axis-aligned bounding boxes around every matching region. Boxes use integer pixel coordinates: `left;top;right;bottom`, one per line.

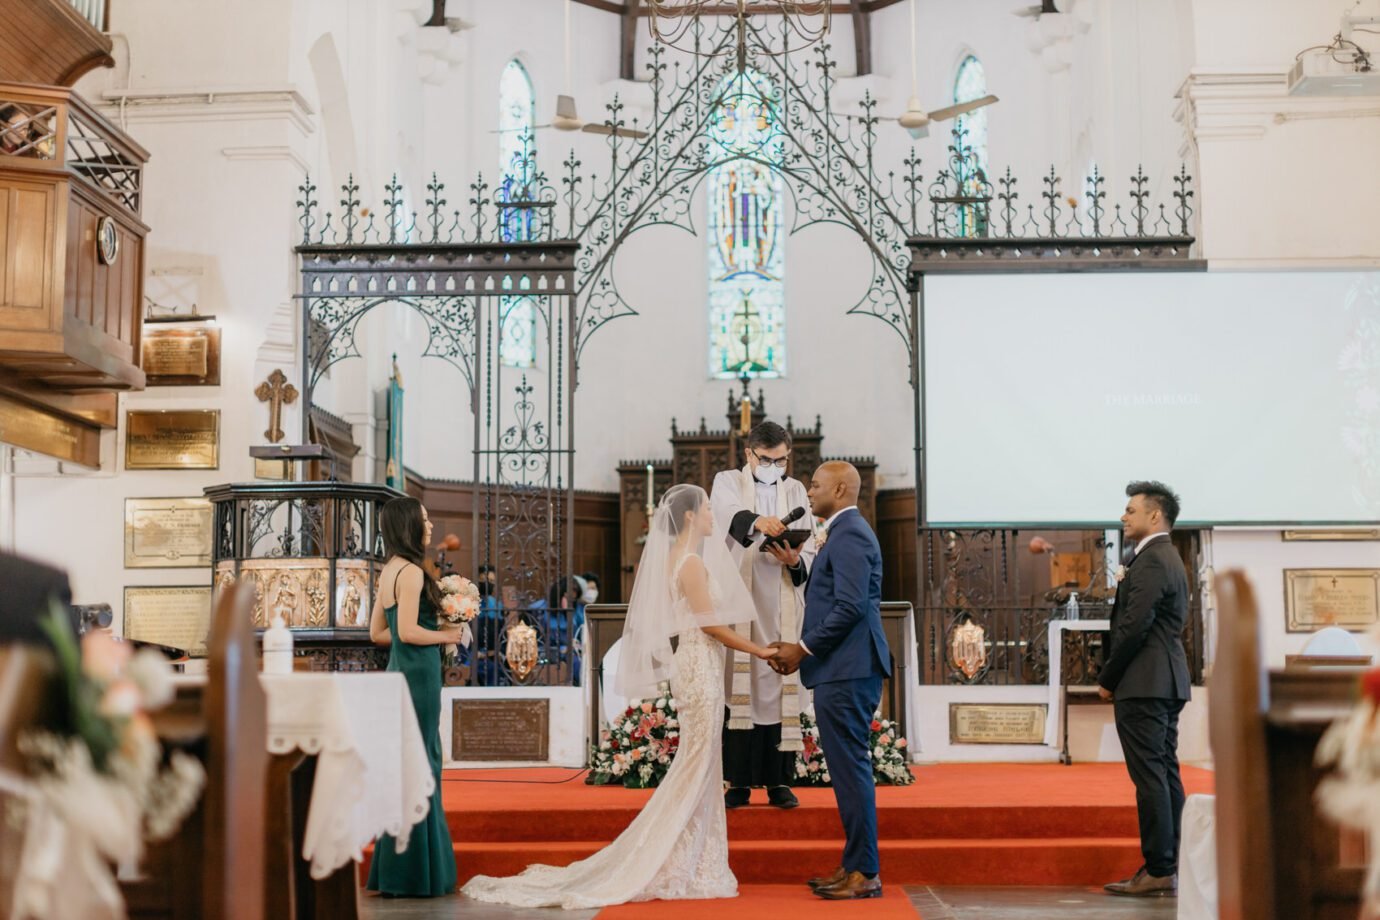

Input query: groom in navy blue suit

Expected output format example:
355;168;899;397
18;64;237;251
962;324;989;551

769;461;890;900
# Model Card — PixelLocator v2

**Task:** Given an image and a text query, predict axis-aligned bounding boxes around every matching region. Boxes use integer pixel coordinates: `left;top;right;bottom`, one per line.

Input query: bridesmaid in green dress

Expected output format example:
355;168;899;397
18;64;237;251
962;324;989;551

366;497;463;897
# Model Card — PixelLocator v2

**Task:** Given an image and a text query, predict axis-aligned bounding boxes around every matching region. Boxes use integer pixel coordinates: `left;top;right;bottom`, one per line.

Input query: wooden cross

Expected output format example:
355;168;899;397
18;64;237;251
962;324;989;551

254;368;298;443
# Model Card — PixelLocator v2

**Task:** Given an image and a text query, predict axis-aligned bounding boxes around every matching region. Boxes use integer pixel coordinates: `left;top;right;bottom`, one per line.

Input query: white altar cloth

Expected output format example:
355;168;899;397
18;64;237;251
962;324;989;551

261;673;434;879
1043;619;1112;748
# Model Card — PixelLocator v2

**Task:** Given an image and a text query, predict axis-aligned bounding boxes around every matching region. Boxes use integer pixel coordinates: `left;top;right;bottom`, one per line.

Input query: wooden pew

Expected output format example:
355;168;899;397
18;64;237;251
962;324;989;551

125;582;267;920
0;647;56;911
1211;570;1366;920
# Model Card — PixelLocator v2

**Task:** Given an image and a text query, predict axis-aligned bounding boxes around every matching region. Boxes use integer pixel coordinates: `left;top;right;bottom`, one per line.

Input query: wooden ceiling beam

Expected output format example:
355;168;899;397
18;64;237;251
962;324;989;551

620;0;642;80
850;1;872;75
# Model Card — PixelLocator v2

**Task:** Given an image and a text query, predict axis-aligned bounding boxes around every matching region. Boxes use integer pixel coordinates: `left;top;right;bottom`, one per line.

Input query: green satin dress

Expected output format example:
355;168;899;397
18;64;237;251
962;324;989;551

366;582;457;898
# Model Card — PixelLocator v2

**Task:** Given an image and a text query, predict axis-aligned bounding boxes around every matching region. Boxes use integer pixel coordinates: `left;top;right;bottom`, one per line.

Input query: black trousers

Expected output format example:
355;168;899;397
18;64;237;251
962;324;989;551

722;708;795;788
1114;696;1187;877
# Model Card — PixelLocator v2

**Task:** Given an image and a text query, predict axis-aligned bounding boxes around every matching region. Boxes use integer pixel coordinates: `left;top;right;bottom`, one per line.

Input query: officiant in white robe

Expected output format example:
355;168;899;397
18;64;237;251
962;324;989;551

710;421;817;809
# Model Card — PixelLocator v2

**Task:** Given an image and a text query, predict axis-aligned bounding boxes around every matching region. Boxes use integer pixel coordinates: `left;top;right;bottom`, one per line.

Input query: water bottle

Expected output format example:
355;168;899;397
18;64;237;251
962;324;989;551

262;613;294;674
1065;591;1080;622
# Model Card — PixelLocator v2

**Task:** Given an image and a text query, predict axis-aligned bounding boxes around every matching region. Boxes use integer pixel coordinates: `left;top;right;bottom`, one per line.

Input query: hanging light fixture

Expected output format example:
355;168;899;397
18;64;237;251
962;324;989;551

645;1;832;59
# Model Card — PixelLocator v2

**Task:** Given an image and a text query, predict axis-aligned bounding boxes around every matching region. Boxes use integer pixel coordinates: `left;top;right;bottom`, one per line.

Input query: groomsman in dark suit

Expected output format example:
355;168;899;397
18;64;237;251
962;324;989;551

769;461;891;900
1099;481;1191;898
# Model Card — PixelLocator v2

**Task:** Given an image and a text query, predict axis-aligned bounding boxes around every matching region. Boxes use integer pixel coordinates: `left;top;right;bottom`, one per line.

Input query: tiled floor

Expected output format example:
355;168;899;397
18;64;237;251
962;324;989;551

358;886;1179;918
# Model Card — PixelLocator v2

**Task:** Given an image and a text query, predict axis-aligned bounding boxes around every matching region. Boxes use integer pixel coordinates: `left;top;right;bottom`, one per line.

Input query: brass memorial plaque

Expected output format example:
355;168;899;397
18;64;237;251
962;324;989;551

452;699;550;762
1282;529;1380;542
142;325;221;386
1285;569;1380;632
124;497;213;568
0;394;100;467
949;703;1048;745
125;410;219;470
124;586;212;657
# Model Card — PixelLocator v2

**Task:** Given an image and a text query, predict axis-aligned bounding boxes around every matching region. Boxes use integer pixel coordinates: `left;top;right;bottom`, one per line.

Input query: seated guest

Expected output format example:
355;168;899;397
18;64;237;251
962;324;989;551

470;564;507;686
0;551;79;646
580;571;602;606
528;575;587;685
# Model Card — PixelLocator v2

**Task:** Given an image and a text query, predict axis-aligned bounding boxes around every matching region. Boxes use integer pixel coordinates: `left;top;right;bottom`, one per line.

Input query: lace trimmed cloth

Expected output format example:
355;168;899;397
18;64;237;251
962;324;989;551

261;673;434;879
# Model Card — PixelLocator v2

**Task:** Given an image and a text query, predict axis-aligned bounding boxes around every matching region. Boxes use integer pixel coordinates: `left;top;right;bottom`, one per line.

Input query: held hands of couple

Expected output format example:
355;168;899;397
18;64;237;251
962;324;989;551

765;641;807;675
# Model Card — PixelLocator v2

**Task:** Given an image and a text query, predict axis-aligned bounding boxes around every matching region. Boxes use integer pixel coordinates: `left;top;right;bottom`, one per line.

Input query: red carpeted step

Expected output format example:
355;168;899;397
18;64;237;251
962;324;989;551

362;836;1147;888
358;764;1213;888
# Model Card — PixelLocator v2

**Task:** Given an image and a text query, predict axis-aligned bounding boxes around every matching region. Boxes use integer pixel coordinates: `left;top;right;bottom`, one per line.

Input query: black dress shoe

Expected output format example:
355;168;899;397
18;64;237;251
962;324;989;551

724;787;751;808
767;785;799;809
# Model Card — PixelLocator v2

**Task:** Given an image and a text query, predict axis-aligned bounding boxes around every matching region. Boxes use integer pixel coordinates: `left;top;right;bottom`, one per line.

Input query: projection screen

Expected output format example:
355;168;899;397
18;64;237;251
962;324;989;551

922;271;1380;527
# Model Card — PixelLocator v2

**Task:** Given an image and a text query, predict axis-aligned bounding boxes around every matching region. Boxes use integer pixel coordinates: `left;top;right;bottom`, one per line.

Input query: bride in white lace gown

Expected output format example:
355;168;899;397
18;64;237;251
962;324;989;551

462;484;773;910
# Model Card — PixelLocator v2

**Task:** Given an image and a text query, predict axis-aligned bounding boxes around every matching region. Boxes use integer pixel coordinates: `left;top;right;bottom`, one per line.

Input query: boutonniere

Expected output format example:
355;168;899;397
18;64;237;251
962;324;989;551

1114;565;1127;584
815;527;829;550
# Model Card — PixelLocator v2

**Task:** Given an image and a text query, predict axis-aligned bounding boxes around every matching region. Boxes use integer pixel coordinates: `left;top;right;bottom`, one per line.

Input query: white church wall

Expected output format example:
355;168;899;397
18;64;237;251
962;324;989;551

1210;529;1380;669
1180;0;1380;265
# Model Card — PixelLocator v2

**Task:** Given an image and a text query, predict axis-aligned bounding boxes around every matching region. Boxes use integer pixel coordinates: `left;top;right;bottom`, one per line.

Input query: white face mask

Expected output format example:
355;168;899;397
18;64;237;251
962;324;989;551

582;587;599;605
753;463;784;485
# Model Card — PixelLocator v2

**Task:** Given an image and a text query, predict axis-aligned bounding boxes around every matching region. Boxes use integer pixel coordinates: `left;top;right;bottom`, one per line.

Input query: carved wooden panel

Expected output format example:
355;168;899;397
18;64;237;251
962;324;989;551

0;178;57;323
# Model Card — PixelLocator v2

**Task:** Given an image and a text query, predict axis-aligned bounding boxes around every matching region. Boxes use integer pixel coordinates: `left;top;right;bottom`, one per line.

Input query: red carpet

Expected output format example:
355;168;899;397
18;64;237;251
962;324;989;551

360;763;1214;888
595;884;921;919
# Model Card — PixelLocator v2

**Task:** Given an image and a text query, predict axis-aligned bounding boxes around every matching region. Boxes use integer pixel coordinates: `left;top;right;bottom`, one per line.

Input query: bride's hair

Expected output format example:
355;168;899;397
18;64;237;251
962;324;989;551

660;483;704;536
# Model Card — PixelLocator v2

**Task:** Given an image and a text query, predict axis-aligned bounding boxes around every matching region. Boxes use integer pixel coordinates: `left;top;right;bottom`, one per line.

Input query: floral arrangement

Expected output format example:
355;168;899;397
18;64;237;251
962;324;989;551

587;692;915;789
2;607;206;920
438;574;480;648
1315;666;1380;917
793;710;915;787
587;685;680;789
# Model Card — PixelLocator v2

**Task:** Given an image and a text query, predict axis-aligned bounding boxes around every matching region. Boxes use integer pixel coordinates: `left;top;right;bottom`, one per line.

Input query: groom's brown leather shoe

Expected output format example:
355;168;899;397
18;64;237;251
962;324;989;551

807;866;845;890
1104;867;1177;897
814;871;882;900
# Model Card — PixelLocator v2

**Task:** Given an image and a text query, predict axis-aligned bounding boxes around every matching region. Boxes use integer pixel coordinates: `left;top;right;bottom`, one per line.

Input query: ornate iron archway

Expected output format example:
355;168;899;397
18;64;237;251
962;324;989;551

292;16;1201;685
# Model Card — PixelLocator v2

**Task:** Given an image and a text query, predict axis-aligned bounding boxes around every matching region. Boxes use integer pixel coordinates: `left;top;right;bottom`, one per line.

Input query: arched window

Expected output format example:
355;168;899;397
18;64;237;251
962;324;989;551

707;69;785;380
498;59;537;367
952;54;988;238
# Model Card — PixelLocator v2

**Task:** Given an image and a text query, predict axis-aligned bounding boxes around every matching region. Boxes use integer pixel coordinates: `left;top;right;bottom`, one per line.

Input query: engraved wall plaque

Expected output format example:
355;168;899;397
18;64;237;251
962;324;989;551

123;586;212;657
1282;529;1380;542
142;324;220;386
1285;569;1380;632
124;497;213;568
125;410;219;469
949;703;1048;745
452;699;550;762
0;394;100;467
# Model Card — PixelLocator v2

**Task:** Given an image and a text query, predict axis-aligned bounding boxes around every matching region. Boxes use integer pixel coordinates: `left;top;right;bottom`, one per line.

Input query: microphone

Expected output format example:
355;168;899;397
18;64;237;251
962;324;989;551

780;506;807;526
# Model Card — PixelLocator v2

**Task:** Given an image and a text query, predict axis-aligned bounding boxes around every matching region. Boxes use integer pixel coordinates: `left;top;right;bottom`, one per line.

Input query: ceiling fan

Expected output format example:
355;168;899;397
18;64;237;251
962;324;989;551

496;1;648;140
1013;0;1061;18
884;0;998;139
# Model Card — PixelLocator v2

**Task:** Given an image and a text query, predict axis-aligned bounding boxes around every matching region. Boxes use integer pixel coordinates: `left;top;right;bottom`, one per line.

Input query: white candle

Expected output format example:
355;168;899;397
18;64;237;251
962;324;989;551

646;463;655;513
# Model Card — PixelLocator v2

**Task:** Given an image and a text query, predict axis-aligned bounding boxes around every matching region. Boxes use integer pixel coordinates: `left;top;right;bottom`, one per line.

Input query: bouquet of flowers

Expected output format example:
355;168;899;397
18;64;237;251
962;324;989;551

1315;666;1380;918
0;606;205;920
793;710;915;787
587;684;680;789
438;574;480;648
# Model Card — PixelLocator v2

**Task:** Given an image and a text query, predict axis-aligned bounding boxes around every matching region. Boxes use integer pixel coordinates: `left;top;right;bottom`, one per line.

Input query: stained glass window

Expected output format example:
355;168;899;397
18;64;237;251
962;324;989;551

708;69;785;379
953;55;988;238
498;59;537;367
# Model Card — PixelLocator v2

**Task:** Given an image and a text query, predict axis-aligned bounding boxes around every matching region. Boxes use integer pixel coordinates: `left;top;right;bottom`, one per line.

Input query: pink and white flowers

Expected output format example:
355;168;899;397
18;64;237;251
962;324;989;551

438;574;480;647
